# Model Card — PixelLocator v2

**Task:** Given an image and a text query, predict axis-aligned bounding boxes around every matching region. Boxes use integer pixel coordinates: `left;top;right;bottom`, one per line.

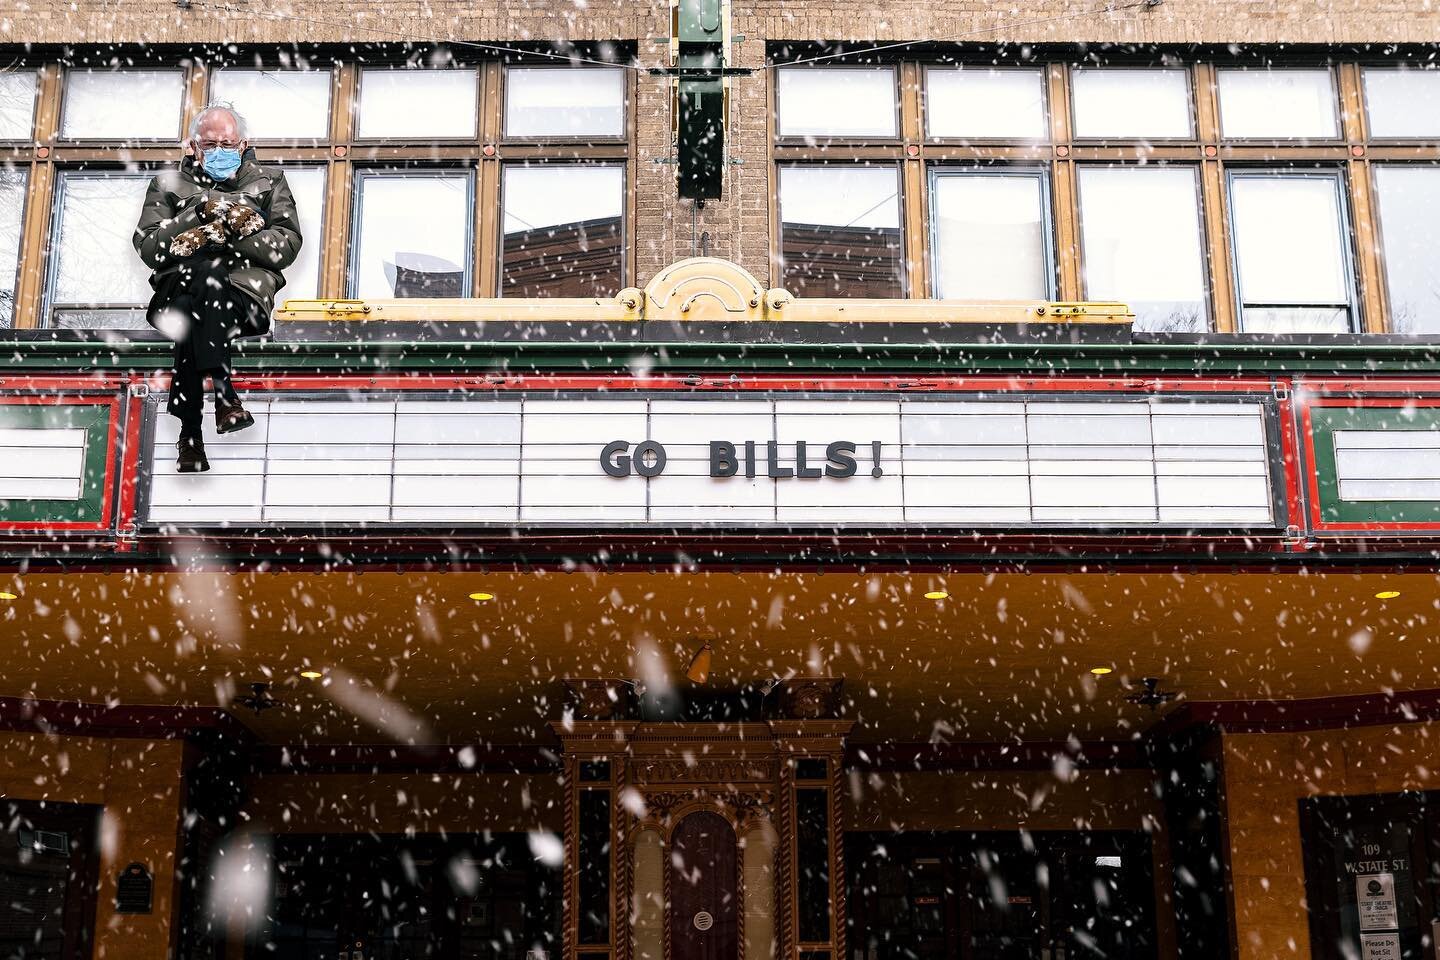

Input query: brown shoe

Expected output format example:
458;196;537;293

215;402;255;434
177;437;210;473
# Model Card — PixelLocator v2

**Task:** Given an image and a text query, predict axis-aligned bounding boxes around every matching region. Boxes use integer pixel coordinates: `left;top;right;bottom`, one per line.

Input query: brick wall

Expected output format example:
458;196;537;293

0;0;1434;289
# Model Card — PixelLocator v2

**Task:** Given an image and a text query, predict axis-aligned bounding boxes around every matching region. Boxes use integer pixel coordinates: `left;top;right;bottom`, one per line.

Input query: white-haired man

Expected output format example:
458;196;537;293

133;102;302;472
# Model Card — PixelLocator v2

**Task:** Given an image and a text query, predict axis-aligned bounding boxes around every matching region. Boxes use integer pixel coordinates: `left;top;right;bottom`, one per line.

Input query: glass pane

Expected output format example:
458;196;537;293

778;165;903;298
1364;68;1440;139
356;69;478;139
278;166;325;302
1230;174;1351;332
576;792;611;945
1078;166;1205;332
0;71;37;140
1216;68;1339;139
1374;165;1440;334
0;168;25;326
50;173;155;320
351;172;472;298
926;67;1046;139
795;790;831;943
210;69;332;140
505;67;625;138
1071;68;1192;139
61;69;183;140
931;171;1049;299
776;66;897;139
501;164;623;297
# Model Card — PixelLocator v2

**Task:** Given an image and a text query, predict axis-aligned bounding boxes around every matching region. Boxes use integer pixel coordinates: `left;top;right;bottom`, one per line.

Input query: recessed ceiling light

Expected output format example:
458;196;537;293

299;670;323;680
1375;590;1401;600
469;592;495;602
0;592;15;601
924;590;949;600
1090;666;1113;676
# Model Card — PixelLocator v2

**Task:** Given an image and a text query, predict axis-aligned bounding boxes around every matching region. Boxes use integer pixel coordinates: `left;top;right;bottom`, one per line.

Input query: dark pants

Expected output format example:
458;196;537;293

163;258;261;439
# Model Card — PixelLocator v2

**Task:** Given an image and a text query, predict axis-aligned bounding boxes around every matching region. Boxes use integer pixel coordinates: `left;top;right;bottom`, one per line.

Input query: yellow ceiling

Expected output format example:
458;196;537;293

0;567;1434;745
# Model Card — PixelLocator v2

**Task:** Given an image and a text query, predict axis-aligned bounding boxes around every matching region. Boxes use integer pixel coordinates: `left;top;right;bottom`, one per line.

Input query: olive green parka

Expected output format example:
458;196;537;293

132;149;302;331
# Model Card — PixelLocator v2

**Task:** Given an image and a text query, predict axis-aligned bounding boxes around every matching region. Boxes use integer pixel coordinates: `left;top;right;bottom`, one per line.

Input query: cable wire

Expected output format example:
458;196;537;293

181;0;1162;71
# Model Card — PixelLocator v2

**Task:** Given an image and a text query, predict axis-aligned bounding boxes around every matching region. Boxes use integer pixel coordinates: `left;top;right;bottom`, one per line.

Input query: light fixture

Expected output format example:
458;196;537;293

1090;666;1113;676
924;590;949;601
299;670;323;680
685;641;714;684
0;591;15;601
469;592;495;602
1375;590;1401;600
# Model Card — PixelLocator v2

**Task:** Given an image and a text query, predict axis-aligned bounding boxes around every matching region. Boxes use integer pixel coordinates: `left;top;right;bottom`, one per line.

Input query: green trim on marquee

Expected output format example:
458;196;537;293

1310;405;1440;524
1;339;1440;374
0;403;111;525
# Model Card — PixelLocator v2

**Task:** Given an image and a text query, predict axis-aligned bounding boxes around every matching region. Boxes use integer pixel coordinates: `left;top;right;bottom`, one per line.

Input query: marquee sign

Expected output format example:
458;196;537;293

136;392;1281;529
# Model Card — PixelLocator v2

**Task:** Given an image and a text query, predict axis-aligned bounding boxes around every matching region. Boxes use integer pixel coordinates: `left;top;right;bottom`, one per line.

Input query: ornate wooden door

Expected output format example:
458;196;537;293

669;811;739;960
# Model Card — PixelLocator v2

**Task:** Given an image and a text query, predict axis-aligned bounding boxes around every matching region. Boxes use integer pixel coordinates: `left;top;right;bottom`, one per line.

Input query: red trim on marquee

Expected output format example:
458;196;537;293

0;392;121;533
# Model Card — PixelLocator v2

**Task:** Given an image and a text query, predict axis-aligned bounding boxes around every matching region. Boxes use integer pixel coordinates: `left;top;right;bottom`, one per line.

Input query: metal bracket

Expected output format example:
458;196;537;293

128;382;149;398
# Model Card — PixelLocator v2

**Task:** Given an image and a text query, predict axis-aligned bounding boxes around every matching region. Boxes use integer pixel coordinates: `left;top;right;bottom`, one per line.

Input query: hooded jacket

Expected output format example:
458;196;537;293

132;148;303;331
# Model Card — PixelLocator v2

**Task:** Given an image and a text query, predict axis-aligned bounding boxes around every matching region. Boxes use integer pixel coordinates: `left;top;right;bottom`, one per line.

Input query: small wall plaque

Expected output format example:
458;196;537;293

115;862;153;914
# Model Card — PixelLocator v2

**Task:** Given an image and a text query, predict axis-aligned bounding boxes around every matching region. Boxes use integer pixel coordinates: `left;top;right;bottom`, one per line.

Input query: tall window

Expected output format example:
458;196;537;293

777;164;904;298
773;56;1440;334
1228;171;1354;333
10;54;633;326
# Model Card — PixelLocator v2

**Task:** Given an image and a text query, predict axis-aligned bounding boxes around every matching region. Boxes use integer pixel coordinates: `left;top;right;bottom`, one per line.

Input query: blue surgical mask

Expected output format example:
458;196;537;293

202;146;242;181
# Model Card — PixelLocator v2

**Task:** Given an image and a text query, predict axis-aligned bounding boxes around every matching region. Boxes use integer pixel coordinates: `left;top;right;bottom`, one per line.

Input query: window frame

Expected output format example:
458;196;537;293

1367;160;1440;333
495;159;629;299
0;69;41;144
1067;65;1198;143
351;65;483;144
773;64;903;145
206;66;337;146
56;67;186;144
1074;161;1210;330
921;64;1051;144
775;160;909;299
1359;65;1440;143
927;163;1057;301
500;65;630;144
347;165;478;300
43;166;159;324
1224;166;1360;333
1213;65;1345;144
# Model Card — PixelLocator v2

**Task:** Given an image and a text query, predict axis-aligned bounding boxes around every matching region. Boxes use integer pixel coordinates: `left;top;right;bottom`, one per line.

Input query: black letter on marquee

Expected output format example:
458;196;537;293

825;441;857;478
710;441;738;477
601;441;631;477
795;440;822;479
766;440;794;479
632;440;668;478
744;441;757;478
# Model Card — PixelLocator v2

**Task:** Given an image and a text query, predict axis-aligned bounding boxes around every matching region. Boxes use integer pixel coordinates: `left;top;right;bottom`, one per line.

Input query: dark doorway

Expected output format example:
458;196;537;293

847;831;1158;960
244;833;559;960
0;799;101;960
669;812;739;960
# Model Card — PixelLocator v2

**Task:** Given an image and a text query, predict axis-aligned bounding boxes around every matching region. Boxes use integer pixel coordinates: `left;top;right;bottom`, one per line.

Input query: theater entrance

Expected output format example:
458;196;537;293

846;831;1158;960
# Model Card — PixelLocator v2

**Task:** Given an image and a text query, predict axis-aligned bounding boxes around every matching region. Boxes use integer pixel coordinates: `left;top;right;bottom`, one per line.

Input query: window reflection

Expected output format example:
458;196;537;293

931;168;1050;300
350;170;473;298
1078;165;1206;332
0;71;37;141
926;67;1046;140
277;166;326;301
210;69;333;141
776;66;898;139
61;69;184;140
505;67;625;139
356;68;478;140
779;164;903;298
1229;171;1353;333
501;164;623;298
1374;165;1440;334
1216;68;1339;140
1071;68;1193;140
49;172;154;327
0;168;25;327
